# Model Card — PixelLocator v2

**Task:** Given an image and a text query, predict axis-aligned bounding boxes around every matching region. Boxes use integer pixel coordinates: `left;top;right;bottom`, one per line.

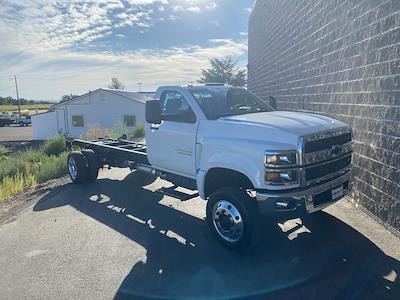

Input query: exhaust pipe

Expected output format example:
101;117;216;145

136;164;158;176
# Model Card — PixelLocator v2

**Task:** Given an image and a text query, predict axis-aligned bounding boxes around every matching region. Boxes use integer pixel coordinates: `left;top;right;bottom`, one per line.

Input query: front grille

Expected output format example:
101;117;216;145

304;132;352;153
304;154;352;182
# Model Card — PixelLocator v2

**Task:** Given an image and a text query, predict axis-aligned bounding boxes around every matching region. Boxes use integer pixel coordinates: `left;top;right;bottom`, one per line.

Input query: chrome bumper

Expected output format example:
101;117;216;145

255;172;352;215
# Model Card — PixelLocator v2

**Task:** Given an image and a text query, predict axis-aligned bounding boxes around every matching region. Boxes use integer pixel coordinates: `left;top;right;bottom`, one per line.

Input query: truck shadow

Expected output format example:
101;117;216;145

33;171;400;300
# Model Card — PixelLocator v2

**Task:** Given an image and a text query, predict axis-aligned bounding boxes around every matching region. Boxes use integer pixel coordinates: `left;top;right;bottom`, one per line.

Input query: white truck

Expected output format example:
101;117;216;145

67;84;353;249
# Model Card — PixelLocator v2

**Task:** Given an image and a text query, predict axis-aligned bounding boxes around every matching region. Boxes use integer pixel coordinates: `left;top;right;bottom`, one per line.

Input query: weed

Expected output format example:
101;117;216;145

81;123;109;140
0;145;9;156
42;135;66;156
0;172;36;202
133;123;145;138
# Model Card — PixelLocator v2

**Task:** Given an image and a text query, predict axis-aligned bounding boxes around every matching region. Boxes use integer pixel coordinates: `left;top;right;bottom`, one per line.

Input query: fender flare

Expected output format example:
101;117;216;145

197;153;262;199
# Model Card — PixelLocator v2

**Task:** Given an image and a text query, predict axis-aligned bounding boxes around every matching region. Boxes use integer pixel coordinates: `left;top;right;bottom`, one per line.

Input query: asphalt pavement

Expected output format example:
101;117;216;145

0;124;32;142
0;168;399;299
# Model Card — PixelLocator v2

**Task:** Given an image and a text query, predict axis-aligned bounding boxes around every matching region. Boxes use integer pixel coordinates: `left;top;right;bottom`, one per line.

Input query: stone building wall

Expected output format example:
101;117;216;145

248;0;400;230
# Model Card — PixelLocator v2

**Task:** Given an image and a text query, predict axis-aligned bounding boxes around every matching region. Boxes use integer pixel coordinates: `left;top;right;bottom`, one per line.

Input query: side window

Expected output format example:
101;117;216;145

159;91;196;123
124;115;136;127
72;115;84;127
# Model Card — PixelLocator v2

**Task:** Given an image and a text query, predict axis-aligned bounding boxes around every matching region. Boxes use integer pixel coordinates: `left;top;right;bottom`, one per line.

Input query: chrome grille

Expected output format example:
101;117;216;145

304;132;352;153
301;127;353;166
299;127;353;186
303;154;352;185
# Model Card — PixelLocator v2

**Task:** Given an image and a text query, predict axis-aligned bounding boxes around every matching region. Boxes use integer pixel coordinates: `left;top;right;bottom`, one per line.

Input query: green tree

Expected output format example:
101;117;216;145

199;56;247;87
60;94;79;104
108;78;125;90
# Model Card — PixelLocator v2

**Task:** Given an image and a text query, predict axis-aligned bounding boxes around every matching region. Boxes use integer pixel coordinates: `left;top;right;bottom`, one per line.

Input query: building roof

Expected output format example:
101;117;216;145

50;88;154;109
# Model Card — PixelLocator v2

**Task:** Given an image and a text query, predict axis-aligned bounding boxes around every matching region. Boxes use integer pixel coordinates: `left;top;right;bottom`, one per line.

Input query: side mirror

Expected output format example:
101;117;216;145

146;100;162;124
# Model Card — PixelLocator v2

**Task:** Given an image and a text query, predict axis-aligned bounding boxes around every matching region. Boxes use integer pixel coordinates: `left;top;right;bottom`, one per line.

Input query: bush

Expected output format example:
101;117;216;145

109;121;135;140
0;147;68;201
108;122;145;140
0;145;9;156
81;123;109;140
33;152;67;183
133;123;145;138
42;135;66;156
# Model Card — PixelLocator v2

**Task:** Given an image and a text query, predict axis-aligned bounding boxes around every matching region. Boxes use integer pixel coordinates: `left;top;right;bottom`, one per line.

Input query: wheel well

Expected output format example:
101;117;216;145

204;168;254;198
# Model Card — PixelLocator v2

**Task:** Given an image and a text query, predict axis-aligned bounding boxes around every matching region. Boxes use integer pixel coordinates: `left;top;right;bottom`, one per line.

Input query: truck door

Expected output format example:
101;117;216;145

146;90;198;177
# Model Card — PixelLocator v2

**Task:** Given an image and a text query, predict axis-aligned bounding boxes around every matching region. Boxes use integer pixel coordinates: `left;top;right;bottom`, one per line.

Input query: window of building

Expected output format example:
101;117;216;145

124;115;136;127
72;115;84;127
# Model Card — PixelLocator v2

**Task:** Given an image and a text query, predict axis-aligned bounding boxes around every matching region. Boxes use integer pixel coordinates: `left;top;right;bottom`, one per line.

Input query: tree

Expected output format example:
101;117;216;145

199;56;247;87
108;78;125;90
60;94;79;104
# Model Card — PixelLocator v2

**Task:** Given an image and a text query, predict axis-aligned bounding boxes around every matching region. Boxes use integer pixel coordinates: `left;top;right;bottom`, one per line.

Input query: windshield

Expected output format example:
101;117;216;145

189;87;274;120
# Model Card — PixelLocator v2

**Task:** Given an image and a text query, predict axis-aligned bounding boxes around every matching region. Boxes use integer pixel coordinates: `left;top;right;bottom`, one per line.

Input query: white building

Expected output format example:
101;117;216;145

32;88;153;140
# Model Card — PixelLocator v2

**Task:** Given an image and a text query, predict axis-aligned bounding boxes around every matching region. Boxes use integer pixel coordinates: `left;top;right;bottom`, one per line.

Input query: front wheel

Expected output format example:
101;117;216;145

206;187;259;250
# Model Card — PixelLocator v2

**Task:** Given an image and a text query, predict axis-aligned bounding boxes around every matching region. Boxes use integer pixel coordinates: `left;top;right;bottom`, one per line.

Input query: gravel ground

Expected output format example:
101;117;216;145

0;124;32;142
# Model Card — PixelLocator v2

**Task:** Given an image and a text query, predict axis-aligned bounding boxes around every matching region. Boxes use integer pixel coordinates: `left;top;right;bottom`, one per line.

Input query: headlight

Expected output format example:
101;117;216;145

265;169;299;186
265;151;298;167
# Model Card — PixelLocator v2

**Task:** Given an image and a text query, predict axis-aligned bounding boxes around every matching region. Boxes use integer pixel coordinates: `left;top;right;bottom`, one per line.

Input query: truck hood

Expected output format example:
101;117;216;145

218;111;348;136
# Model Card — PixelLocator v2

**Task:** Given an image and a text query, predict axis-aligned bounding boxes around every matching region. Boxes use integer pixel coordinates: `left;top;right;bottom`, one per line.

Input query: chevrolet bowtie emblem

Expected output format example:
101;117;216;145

330;145;341;156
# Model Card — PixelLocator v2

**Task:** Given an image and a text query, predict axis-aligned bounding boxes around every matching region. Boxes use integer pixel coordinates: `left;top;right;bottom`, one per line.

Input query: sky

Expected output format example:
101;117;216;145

0;0;254;101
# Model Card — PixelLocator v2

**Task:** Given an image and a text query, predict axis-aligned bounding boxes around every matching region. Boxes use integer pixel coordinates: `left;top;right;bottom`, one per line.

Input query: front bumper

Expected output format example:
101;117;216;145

255;172;352;216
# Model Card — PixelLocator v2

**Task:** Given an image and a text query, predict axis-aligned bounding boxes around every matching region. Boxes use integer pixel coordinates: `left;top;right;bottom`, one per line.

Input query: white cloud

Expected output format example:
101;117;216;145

0;0;244;99
187;6;201;13
209;20;221;27
171;0;217;13
0;40;247;99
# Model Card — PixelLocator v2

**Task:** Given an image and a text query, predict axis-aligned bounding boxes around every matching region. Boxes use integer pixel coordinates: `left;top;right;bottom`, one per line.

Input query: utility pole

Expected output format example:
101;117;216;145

14;75;21;118
137;83;142;93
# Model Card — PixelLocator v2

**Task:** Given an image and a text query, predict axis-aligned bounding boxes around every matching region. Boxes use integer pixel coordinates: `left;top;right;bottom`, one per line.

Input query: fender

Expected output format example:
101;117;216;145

197;152;263;199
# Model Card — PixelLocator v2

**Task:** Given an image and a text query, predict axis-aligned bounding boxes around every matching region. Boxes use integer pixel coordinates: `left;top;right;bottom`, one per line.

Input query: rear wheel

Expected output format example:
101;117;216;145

206;187;259;250
82;149;99;182
67;151;88;184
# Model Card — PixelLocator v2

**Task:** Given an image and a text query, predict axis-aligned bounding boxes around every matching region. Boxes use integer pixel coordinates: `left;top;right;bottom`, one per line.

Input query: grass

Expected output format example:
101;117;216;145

0;135;68;202
82;122;145;141
0;104;52;112
108;122;145;140
0;145;9;156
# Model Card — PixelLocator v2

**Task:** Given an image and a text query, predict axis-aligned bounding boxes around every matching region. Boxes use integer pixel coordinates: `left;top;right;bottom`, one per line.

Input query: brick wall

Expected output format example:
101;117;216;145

248;0;400;231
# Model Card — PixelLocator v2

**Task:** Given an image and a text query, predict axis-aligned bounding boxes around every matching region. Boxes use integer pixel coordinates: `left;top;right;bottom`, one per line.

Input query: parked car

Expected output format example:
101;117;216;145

66;84;353;250
0;118;13;127
0;111;10;119
15;115;31;126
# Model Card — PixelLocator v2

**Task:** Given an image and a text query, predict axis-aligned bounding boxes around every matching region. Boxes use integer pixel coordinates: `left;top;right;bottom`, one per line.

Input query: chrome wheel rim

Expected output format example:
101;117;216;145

68;157;78;181
212;200;244;243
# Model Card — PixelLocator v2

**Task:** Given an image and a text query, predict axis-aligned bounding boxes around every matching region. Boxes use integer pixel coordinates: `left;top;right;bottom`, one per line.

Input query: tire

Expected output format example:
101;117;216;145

206;187;260;250
82;149;99;182
67;151;89;184
19;121;24;127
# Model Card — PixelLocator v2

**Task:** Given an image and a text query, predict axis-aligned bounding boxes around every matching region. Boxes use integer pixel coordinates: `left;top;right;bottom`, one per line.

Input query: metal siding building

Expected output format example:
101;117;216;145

32;89;152;140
